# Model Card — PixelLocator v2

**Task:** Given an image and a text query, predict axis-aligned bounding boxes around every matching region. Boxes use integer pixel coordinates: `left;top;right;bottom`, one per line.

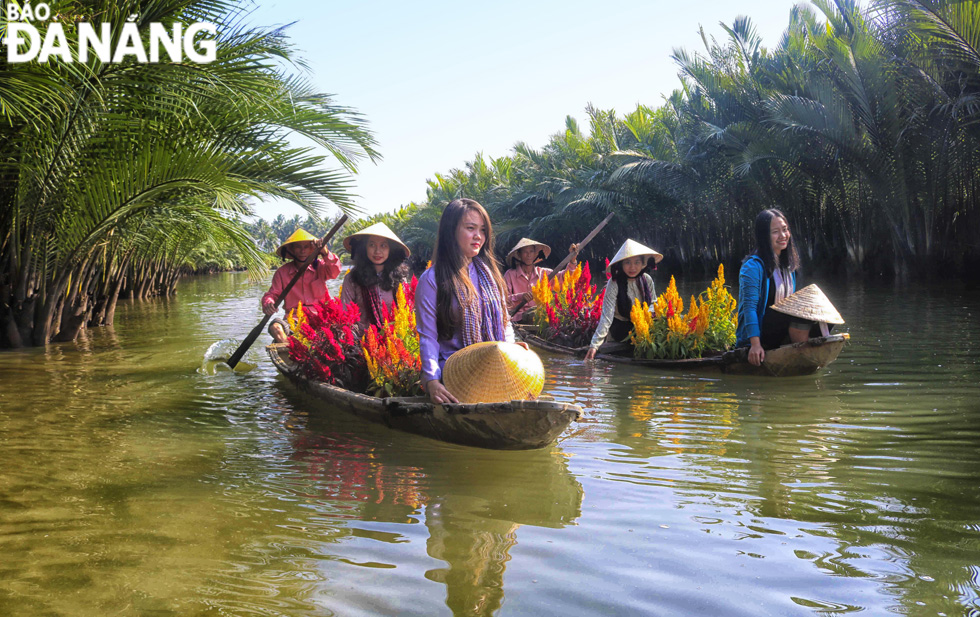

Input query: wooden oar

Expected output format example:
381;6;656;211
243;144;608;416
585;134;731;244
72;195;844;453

509;212;615;317
227;214;349;369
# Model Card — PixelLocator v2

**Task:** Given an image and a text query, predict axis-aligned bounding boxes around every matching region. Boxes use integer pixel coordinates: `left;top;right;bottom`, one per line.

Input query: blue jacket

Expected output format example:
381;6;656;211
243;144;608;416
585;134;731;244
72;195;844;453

736;255;796;347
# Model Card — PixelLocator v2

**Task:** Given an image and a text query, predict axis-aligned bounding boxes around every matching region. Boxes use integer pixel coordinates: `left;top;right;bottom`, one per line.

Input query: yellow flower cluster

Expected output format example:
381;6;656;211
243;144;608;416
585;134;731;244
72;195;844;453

531;272;551;309
390;283;418;355
630;265;736;359
653;276;683;319
530;261;583;310
630;298;654;347
287;302;309;347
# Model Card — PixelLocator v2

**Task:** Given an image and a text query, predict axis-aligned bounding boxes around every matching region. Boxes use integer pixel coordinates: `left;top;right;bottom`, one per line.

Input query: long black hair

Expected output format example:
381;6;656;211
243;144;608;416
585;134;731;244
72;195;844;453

609;260;653;319
431;198;508;339
348;237;410;292
751;208;800;274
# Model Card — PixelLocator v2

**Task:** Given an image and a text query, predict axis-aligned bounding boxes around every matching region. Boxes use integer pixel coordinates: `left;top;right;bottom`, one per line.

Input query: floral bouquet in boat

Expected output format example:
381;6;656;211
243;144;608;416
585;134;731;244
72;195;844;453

286;277;424;397
530;262;604;348
286;294;370;391
629;265;737;359
360;277;424;398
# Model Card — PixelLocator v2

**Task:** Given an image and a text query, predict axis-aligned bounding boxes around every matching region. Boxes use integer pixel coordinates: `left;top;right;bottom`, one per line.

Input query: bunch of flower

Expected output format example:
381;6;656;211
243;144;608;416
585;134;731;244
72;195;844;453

697;264;737;353
286;292;370;390
630;265;736;359
360;277;424;398
531;262;604;347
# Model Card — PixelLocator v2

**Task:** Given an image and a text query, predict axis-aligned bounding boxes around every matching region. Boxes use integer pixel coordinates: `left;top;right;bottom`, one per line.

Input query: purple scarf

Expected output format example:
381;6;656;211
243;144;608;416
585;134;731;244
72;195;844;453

458;258;507;347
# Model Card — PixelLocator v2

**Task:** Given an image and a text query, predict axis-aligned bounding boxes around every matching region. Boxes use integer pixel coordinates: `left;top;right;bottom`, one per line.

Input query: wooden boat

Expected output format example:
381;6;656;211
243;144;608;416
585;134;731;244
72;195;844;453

267;344;581;450
519;330;850;377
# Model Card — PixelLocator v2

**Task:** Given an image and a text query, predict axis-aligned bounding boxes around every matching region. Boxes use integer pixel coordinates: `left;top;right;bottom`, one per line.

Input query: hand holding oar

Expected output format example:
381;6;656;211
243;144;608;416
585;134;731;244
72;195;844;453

509;212;615;318
227;214;349;369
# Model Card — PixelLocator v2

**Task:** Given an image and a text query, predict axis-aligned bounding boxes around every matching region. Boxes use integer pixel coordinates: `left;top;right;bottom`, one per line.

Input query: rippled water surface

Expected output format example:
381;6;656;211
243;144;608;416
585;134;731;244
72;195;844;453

1;273;979;616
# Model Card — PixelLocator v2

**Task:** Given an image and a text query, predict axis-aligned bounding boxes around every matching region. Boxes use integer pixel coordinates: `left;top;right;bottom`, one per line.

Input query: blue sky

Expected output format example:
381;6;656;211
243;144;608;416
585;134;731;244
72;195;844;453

245;0;805;222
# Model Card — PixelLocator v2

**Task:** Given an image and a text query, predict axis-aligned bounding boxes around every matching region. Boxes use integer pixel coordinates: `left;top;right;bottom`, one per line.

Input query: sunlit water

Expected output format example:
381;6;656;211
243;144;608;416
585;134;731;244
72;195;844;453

1;273;978;616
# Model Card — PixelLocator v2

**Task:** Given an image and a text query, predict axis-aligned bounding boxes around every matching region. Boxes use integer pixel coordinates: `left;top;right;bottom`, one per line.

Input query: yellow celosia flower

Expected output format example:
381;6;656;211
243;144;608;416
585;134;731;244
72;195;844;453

668;313;688;335
532;272;552;308
630;298;654;346
287;303;310;347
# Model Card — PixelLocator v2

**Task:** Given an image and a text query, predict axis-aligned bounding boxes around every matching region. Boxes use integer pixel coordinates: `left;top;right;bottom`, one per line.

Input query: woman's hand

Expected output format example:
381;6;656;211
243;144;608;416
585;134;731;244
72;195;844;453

584;347;597;361
516;341;529;350
748;339;765;366
424;379;459;404
522;291;533;302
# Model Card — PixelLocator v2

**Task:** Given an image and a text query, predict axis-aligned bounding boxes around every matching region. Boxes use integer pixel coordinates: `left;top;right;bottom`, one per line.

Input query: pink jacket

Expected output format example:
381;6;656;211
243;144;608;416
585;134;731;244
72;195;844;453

262;253;342;315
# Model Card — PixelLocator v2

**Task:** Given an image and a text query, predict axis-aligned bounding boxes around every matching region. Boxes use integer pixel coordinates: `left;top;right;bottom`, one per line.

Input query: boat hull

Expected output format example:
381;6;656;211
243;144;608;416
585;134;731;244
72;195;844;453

520;331;850;377
267;344;581;450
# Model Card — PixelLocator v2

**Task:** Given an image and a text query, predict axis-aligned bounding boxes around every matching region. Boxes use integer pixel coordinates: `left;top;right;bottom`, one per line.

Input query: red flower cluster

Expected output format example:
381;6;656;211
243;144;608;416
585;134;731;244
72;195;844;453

286;291;369;390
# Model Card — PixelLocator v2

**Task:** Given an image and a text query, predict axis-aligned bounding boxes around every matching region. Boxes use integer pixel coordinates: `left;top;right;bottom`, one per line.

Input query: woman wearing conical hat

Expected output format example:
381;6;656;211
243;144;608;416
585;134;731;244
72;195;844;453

262;228;342;343
503;238;579;322
736;208;815;366
585;239;663;360
340;222;412;329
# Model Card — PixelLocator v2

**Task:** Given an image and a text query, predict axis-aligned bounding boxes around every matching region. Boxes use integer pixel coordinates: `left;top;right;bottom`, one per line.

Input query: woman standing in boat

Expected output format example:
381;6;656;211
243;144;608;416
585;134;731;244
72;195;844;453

585;240;663;360
736;208;813;366
416;198;516;404
503;238;578;322
340;222;412;330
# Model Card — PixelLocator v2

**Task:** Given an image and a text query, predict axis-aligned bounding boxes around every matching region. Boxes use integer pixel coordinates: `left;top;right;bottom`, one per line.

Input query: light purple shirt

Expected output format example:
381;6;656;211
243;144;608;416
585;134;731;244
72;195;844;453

415;262;515;383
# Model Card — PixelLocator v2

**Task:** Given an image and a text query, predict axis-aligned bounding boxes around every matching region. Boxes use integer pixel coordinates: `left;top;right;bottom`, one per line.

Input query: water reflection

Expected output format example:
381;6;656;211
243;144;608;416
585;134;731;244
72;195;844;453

283;401;583;617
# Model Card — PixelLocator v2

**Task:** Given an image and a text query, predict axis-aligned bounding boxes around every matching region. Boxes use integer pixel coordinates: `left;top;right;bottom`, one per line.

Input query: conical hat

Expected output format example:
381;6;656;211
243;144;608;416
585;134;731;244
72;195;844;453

506;238;551;266
770;284;845;324
607;239;664;272
443;342;545;404
277;228;318;258
342;222;411;258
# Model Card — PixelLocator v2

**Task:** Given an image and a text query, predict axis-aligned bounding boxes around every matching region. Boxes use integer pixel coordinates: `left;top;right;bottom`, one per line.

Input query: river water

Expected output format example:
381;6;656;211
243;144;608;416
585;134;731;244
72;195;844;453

1;273;978;616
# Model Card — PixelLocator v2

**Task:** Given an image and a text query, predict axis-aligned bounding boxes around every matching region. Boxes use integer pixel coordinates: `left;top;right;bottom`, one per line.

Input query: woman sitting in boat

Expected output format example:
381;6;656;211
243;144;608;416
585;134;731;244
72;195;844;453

340;222;412;330
415;198;520;404
585;240;663;361
503;238;579;322
263;228;342;343
736;208;814;366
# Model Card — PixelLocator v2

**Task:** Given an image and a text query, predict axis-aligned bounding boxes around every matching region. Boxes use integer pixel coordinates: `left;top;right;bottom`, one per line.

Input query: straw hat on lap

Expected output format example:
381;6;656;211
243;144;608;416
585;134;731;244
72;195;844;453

770;284;845;324
443;342;545;404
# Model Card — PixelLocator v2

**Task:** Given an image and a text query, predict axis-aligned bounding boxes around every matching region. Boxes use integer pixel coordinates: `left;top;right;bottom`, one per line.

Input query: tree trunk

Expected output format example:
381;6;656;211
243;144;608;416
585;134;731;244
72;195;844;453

104;275;126;327
0;284;24;348
33;274;67;346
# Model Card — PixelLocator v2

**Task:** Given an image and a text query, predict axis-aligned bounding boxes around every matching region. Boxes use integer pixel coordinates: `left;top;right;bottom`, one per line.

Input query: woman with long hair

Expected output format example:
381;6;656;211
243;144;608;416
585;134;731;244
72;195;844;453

340;222;411;329
584;239;663;360
415;198;517;404
736;208;812;366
